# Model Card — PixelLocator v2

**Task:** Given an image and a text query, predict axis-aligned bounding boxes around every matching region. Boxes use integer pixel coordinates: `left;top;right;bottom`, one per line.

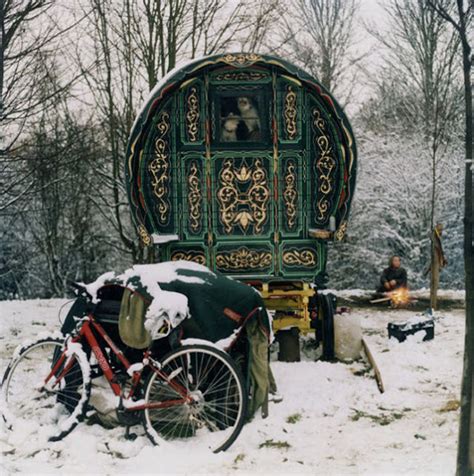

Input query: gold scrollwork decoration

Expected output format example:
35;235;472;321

215;71;268;81
283;249;317;267
283;160;297;229
185;86;200;142
171;250;207;265
216;247;272;270
137;224;151;246
312;109;336;223
149;111;171;225
220;53;262;67
187;161;202;233
335;221;347;241
217;158;270;234
284;85;297;140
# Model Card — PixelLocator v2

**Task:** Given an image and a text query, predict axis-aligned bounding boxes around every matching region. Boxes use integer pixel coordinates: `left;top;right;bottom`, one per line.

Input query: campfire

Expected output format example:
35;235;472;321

388;287;411;306
370;287;413;307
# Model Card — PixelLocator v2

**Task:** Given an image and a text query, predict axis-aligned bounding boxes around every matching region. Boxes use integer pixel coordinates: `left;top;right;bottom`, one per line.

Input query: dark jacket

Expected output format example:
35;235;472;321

379;266;407;291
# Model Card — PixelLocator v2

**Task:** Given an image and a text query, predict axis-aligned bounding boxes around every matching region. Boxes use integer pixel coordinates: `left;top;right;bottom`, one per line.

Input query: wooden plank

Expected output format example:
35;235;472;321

369;296;392;304
362;337;385;394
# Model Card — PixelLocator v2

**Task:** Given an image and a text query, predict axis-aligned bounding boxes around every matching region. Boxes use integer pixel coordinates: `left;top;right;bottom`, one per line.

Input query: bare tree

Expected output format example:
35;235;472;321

238;0;284;53
276;0;362;99
75;0;141;263
426;1;472;473
0;0;88;151
129;0;281;89
0;52;112;297
369;0;462;230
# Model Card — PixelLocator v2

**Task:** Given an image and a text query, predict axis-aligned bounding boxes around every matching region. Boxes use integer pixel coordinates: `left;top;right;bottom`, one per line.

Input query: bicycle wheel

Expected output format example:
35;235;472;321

143;344;247;453
1;336;91;442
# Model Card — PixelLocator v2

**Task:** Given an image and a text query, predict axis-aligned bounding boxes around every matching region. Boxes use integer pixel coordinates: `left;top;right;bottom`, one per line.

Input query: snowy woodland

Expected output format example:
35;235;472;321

0;0;468;299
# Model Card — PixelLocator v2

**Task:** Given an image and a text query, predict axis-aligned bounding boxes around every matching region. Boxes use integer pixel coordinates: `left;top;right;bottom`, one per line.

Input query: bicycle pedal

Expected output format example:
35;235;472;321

124;427;137;441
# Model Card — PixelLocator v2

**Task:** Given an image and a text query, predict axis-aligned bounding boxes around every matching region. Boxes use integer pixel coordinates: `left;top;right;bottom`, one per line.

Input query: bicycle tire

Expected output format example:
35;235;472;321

1;336;91;442
143;344;247;453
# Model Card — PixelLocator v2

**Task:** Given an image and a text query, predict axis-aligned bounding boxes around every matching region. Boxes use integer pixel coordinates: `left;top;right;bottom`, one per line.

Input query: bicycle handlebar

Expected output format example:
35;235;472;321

66;280;92;299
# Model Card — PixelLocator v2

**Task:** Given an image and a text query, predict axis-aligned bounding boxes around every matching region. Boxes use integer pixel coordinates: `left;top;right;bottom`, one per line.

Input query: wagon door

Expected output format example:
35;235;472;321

207;71;276;278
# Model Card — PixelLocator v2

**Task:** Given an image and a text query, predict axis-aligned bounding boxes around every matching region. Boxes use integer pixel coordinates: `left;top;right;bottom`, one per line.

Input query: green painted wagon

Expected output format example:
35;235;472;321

125;53;357;352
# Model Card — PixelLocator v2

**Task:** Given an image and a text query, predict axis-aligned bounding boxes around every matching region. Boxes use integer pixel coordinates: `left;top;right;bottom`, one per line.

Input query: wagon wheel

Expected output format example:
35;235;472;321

317;293;336;361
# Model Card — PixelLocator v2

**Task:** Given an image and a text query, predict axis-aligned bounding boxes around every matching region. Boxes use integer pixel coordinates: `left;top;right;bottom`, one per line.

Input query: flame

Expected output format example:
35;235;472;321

389;287;410;306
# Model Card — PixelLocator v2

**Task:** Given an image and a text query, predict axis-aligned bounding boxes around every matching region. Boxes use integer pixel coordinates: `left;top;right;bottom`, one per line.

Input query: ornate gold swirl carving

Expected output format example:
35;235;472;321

215;71;268;81
284;86;297;140
220;53;262;67
335;221;347;241
171;250;206;265
283;249;317;267
137;224;151;246
149;111;171;225
186;86;199;142
283;160;297;229
217;158;270;234
187;161;202;233
216;247;272;270
312;109;336;222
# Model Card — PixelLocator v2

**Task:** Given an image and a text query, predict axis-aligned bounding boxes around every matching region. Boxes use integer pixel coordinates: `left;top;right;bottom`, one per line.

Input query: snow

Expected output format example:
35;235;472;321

87;261;217;341
59;342;91;432
126;362;144;377
84;271;117;303
180;338;226;350
151;233;179;244
0;295;465;475
11;331;63;361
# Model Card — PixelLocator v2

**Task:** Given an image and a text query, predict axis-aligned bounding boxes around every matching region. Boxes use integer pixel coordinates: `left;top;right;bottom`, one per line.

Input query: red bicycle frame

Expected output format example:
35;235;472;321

46;314;192;411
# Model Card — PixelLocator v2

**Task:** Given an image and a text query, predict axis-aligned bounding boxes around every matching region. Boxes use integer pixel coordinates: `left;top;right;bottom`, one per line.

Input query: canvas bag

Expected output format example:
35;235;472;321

118;288;152;349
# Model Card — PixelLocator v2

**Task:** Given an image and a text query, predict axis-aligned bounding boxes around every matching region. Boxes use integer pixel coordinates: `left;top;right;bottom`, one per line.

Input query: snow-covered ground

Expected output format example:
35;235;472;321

0;295;465;475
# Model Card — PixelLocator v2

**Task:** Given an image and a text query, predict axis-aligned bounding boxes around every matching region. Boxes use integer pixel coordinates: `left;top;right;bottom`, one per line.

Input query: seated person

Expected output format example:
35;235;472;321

378;255;407;293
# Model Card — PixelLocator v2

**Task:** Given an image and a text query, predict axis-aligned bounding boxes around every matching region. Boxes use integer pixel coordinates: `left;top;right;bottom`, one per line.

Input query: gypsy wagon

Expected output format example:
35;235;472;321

125;53;357;359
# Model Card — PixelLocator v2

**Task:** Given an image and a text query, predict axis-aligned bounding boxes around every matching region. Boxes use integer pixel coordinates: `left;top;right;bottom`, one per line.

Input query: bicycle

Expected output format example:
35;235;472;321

1;283;247;453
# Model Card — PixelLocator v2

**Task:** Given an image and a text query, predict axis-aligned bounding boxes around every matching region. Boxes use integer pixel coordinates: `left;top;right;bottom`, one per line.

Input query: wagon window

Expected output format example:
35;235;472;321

218;94;263;143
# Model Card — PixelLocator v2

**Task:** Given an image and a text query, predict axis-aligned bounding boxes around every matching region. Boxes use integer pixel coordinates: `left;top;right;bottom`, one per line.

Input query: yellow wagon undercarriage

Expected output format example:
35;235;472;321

250;281;317;335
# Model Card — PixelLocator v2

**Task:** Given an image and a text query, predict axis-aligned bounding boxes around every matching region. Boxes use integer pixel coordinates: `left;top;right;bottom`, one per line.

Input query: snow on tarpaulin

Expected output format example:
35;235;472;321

83;261;270;347
84;261;216;336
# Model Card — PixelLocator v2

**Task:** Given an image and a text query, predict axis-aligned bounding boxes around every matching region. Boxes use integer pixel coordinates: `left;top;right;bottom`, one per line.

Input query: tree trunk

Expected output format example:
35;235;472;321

457;20;473;473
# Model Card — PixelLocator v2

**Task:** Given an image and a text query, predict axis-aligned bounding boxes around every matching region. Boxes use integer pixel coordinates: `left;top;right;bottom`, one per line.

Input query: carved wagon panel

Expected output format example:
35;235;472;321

181;154;207;239
167;243;209;266
277;78;302;144
212;154;273;239
279;153;303;237
307;96;342;229
180;80;205;145
213;242;275;276
141;104;176;235
280;240;325;277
